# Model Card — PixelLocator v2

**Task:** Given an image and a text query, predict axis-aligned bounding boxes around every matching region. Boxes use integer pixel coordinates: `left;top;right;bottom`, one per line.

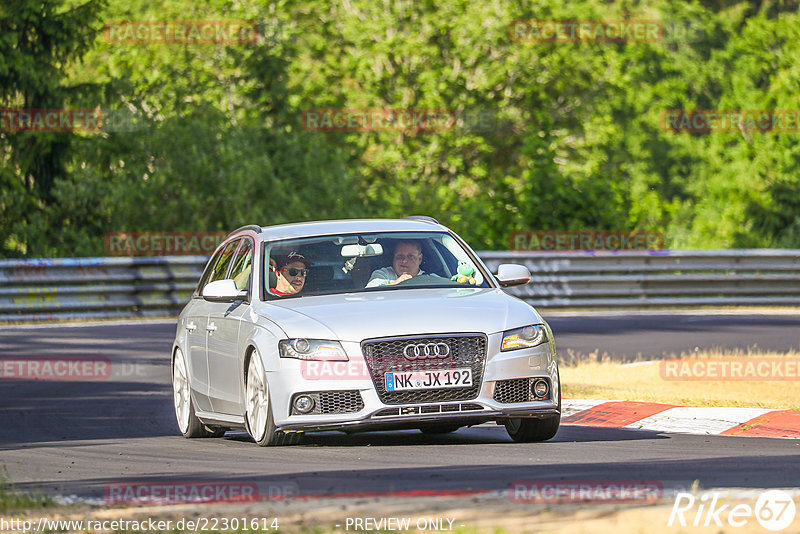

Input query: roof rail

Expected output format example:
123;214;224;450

404;215;440;225
228;224;263;236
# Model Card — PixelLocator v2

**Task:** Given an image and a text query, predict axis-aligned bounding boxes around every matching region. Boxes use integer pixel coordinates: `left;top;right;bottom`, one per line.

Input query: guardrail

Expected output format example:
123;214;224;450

0;256;204;322
1;250;798;321
480;249;800;308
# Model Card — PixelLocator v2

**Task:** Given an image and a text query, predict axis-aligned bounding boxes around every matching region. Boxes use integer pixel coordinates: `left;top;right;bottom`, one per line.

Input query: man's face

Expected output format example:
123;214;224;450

392;242;422;277
275;261;307;294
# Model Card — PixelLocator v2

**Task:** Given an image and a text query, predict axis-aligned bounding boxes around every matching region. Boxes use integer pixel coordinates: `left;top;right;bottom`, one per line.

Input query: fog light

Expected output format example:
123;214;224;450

532;380;549;398
294;395;315;414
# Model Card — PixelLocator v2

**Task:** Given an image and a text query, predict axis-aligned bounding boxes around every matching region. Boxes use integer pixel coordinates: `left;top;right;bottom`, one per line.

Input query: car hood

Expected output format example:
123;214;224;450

255;287;542;341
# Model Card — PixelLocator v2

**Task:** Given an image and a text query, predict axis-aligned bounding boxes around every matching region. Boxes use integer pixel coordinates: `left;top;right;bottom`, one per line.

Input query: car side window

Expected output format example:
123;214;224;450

196;248;224;295
208;240;240;284
228;239;254;291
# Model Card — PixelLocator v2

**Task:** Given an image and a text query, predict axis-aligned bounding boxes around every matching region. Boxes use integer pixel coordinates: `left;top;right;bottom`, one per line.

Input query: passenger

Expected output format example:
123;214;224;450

366;241;426;288
269;251;311;296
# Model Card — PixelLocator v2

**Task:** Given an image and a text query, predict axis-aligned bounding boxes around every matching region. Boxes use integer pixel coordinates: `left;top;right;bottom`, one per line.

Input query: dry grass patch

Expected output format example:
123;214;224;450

560;348;800;409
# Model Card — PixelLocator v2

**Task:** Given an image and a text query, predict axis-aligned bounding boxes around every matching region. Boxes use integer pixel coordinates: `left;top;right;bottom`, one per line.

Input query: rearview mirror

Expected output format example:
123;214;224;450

202;279;247;301
495;264;531;287
341;243;384;258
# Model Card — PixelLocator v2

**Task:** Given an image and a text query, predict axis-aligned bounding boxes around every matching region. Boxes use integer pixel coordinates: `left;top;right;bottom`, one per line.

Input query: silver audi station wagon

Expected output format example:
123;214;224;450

171;217;560;446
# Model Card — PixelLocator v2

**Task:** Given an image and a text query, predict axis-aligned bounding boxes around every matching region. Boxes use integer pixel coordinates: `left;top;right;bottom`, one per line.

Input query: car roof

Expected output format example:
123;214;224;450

230;218;451;241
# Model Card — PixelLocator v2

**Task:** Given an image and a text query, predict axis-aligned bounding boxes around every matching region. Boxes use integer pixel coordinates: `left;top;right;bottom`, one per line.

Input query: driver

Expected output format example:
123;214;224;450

366;240;425;288
269;251;311;296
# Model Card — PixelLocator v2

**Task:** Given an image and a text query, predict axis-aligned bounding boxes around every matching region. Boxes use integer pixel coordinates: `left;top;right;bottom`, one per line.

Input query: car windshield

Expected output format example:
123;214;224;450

262;231;492;299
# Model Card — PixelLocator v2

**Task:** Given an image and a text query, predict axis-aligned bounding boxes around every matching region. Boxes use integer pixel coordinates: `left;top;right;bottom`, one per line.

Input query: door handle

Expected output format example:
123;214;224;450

186;321;197;332
206;323;218;333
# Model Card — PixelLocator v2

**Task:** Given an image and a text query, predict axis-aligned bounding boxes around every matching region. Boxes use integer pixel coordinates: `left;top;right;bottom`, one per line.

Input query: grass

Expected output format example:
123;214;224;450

0;475;53;513
560;348;800;409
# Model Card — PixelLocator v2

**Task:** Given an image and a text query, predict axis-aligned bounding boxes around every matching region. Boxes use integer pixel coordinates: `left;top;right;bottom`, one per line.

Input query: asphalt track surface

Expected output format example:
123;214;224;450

1;313;799;501
548;311;800;360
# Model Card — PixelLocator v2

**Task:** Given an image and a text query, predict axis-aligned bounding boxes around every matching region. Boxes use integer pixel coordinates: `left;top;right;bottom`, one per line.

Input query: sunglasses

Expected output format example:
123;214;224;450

279;267;308;277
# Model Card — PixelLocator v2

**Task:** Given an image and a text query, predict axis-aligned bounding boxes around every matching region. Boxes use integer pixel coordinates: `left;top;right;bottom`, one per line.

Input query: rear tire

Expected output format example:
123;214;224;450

173;348;224;438
245;351;301;446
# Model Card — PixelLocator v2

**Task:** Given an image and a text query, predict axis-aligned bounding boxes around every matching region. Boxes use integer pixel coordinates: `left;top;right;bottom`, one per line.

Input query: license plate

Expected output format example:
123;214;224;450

385;368;473;391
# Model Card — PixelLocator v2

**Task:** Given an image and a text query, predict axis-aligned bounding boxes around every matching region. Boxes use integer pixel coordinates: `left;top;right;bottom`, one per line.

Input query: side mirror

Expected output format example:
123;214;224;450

495;264;531;288
202;279;247;302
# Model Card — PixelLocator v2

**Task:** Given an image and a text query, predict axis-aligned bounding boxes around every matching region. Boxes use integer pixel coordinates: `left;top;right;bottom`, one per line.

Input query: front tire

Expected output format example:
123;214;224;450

173;348;225;438
504;415;560;442
504;377;561;442
245;351;301;446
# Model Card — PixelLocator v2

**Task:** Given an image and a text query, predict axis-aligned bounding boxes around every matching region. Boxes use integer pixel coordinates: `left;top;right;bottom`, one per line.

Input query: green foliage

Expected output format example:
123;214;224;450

1;0;799;257
1;0;106;256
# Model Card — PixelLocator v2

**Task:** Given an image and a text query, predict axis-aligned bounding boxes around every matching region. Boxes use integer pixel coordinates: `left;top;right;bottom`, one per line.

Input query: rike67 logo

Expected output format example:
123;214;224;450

669;490;796;531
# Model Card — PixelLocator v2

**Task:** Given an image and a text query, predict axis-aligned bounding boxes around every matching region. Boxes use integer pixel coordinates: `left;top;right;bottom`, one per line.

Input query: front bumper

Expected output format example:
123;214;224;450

278;405;560;433
268;334;560;432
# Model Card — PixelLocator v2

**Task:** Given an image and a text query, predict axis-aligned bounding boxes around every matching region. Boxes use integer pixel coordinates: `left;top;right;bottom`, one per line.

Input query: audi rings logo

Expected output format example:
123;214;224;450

403;343;451;360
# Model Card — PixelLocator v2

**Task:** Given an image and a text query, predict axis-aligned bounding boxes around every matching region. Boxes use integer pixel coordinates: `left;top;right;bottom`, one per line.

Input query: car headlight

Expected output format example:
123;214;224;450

278;339;348;361
501;325;548;351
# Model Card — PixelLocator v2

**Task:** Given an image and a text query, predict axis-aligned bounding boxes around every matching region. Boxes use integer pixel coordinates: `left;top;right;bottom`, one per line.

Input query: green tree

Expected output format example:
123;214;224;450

3;0;800;257
0;0;106;256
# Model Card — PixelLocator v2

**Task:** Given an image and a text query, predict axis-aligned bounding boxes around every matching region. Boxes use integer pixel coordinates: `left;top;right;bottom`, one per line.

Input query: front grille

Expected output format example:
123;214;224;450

493;378;549;404
361;334;487;405
290;390;364;415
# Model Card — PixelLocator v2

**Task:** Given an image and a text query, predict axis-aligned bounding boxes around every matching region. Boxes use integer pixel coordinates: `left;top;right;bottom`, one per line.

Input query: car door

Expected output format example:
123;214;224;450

183;298;214;412
207;238;253;415
183;243;233;412
188;239;240;413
